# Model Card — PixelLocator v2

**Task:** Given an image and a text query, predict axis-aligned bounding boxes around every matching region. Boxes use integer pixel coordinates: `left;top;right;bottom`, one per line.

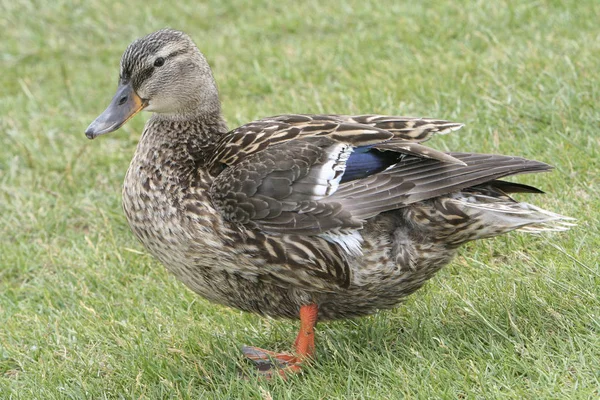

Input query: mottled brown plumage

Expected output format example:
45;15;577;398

85;29;572;375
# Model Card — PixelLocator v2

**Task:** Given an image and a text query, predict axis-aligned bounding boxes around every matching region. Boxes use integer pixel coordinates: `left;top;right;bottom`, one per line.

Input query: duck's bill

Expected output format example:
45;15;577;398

85;82;148;139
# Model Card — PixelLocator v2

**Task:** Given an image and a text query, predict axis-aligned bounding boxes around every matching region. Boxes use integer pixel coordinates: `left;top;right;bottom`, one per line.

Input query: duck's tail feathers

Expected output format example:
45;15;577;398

451;193;575;239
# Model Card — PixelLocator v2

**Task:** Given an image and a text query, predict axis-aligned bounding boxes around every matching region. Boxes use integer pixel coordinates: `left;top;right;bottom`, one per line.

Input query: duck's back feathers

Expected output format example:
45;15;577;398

326;114;464;142
211;114;465;167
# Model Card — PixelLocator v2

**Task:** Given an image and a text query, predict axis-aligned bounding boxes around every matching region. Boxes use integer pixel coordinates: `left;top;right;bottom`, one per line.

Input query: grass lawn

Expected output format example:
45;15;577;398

1;0;599;398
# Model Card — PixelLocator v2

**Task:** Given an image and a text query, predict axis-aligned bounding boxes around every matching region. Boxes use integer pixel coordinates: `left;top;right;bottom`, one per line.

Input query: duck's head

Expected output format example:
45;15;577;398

85;29;219;139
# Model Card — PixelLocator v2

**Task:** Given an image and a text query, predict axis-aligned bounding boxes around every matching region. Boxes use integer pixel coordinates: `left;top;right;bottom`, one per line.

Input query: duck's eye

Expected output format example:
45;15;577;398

154;57;165;67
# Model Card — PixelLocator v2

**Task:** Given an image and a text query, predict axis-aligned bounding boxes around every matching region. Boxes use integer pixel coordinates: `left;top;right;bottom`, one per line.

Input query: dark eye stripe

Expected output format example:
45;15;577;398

132;66;155;88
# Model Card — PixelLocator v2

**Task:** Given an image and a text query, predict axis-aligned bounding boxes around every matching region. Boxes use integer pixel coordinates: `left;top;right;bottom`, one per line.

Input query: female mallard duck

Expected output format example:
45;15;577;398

86;29;571;377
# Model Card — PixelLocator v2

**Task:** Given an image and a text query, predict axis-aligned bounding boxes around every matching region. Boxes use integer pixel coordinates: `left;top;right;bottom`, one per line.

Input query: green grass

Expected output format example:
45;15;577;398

1;0;599;398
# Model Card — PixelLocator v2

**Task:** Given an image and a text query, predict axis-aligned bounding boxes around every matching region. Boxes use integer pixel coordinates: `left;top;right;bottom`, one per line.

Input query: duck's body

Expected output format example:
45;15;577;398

86;29;571;376
121;112;563;320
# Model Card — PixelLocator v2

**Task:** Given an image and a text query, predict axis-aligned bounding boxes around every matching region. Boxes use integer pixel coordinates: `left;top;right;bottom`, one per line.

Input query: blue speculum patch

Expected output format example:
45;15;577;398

341;146;403;183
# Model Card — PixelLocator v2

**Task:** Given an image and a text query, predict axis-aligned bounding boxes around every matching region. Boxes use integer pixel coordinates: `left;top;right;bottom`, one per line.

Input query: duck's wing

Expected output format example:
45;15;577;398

209;115;551;238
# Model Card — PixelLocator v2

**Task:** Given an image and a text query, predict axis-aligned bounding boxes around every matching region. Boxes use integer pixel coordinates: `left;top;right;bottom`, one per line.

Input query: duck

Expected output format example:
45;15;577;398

85;29;572;378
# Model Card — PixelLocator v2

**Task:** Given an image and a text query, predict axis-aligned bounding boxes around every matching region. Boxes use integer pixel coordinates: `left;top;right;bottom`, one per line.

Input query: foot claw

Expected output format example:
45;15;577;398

242;345;303;379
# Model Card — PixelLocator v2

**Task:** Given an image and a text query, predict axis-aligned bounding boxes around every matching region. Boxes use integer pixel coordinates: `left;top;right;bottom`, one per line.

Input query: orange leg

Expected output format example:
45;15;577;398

294;303;318;358
242;303;318;378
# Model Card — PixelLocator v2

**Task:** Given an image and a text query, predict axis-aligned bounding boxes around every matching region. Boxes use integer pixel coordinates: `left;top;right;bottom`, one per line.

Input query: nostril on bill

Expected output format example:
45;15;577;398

118;96;128;105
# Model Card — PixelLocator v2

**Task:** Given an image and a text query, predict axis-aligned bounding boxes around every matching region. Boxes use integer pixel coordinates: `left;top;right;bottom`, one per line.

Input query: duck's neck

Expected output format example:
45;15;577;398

136;111;229;168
